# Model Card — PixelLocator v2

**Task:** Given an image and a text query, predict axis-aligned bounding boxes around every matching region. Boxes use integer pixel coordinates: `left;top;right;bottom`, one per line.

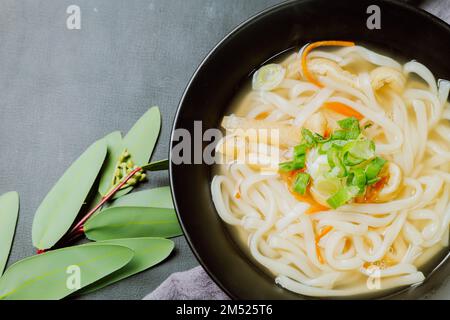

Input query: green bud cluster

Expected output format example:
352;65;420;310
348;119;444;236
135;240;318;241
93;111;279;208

111;149;147;190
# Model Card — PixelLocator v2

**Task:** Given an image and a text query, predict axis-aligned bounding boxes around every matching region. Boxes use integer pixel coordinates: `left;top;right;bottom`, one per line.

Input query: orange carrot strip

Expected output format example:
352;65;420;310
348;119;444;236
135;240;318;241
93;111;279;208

324;125;331;138
293;194;328;214
315;226;334;264
316;226;334;241
316;245;324;264
323;102;364;120
255;111;270;120
301;40;355;88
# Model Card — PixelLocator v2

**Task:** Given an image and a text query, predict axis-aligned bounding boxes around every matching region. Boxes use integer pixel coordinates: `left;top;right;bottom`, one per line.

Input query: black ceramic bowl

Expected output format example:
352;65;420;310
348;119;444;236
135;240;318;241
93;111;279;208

170;0;450;299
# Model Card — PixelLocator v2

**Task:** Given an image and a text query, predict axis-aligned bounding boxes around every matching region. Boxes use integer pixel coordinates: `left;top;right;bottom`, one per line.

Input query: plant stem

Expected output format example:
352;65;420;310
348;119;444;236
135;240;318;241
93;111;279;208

71;166;142;234
37;166;142;254
61;226;85;245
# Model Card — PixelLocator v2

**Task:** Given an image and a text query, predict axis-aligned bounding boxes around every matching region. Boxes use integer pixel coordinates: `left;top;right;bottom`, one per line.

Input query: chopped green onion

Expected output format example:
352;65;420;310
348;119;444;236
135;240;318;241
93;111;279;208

279;161;295;172
284;116;387;205
318;142;332;155
252;64;286;91
318;141;334;154
345;140;375;159
327;148;338;168
293;154;306;169
313;176;343;197
313;132;328;143
279;143;309;173
342;140;375;166
294;144;308;157
279;157;305;172
327;186;359;209
338;117;359;130
319;140;348;154
293;173;310;195
332;140;349;148
347;130;361;140
332;117;361;140
347;168;367;194
301;128;317;146
365;157;387;181
343;152;365;166
331;130;348;141
327;147;347;177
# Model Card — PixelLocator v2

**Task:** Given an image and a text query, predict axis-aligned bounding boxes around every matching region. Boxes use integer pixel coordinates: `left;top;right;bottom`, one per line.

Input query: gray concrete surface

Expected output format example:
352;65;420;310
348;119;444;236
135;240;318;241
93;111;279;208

0;0;448;300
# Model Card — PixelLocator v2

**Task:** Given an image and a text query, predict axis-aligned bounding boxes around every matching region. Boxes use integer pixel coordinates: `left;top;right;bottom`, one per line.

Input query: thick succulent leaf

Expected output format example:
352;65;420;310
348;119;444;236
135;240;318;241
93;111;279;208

78;238;174;295
0;243;133;300
106;187;173;209
32;139;107;250
0;192;19;276
98;131;124;196
85;207;182;241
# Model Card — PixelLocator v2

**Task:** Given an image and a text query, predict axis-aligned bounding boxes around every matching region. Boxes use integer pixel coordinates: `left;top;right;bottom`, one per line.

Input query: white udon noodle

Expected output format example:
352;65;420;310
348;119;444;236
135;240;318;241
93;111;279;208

211;45;450;297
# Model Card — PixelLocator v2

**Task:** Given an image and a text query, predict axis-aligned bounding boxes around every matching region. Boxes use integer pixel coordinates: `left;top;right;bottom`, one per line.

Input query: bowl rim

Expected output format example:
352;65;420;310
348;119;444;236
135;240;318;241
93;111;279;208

169;0;450;300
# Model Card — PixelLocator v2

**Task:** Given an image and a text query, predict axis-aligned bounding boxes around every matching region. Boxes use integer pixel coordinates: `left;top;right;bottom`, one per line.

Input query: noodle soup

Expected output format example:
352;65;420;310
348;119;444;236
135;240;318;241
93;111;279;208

211;42;450;298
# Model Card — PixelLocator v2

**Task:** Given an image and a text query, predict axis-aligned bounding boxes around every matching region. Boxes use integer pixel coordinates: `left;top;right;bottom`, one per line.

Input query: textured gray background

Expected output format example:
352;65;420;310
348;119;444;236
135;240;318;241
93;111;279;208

0;0;448;300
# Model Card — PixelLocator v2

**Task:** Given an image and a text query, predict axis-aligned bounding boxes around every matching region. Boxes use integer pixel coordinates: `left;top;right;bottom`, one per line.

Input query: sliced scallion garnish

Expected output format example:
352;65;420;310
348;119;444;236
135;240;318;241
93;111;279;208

342;140;375;166
279;117;388;208
365;157;387;181
252;64;286;91
301;128;317;147
327;147;347;178
293;173;310;195
327;186;359;209
347;168;367;194
294;144;308;157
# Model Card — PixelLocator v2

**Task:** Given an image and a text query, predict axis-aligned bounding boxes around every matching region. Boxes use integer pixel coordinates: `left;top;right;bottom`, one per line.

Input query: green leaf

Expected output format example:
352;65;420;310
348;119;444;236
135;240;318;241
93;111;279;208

124;107;161;166
32;139;107;250
85;191;104;218
112;107;162;199
0;192;19;276
98;131;124;196
107;187;174;209
112;187;132;200
0;243;133;300
85;207;182;241
77;238;174;295
141;159;169;172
